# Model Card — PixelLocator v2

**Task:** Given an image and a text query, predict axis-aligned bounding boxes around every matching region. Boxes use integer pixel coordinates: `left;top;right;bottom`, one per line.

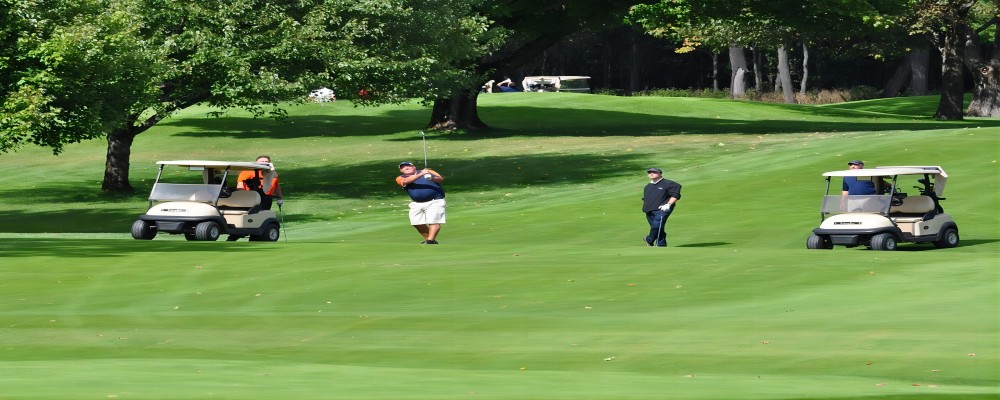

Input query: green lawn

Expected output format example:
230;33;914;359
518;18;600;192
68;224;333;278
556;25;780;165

1;93;998;399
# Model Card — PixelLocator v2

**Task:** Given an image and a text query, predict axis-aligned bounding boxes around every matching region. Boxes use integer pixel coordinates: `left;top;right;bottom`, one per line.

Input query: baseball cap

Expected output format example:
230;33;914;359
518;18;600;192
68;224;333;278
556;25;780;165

646;167;663;174
398;161;414;168
848;159;864;166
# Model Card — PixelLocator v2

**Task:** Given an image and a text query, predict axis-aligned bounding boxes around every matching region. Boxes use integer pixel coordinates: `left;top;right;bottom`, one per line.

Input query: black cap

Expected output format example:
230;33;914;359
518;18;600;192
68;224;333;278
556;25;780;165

848;159;864;166
398;161;414;168
646;167;663;174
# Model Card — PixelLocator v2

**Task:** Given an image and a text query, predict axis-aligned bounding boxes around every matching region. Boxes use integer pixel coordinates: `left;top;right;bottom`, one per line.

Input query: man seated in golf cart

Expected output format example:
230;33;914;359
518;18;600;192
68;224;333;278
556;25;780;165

236;155;283;210
839;160;885;211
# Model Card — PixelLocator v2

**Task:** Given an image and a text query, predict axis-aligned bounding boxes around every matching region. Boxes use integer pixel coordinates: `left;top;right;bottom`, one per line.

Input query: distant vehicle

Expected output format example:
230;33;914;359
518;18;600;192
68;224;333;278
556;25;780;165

308;87;336;102
521;76;591;93
130;160;281;242
807;166;959;251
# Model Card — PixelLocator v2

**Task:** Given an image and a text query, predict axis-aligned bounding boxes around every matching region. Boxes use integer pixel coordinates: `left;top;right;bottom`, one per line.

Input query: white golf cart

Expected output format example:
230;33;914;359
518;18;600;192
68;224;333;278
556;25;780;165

807;166;959;251
520;76;592;93
130;160;281;242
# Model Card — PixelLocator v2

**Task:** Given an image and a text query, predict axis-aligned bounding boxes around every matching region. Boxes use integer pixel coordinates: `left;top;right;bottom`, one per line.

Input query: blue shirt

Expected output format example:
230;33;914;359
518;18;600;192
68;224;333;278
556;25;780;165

401;173;445;202
842;176;877;195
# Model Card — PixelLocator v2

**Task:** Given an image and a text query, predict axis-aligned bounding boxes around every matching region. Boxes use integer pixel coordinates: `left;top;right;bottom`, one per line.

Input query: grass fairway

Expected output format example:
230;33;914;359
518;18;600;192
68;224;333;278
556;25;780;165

1;94;998;399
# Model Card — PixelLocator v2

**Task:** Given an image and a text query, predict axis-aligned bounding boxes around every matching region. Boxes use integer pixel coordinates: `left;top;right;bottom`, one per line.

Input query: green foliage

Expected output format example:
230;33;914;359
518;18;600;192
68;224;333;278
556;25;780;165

1;0;163;153
1;0;491;154
628;0;916;58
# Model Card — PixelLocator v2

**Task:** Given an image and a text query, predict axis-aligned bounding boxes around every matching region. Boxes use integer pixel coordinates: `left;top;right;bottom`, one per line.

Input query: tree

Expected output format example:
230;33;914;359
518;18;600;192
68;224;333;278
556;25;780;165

629;3;739;92
630;0;905;102
426;0;647;130
2;0;164;154
962;1;1000;116
910;0;978;119
2;0;489;191
629;1;754;98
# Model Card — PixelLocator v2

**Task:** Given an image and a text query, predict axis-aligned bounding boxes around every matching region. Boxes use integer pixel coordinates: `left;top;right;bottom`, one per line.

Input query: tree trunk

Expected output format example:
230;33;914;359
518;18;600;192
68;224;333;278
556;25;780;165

964;17;1000;117
777;45;797;104
932;0;975;120
753;51;773;92
733;67;747;98
910;47;930;95
935;36;965;119
102;126;139;192
427;90;488;130
799;41;809;95
628;35;641;95
966;63;1000;116
752;47;765;91
885;57;912;97
101;109;171;192
711;51;720;91
729;45;748;98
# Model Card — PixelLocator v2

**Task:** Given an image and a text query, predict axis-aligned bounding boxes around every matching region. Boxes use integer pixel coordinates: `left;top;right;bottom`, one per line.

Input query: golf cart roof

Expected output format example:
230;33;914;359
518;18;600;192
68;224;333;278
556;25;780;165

156;160;272;171
523;75;590;80
821;166;946;178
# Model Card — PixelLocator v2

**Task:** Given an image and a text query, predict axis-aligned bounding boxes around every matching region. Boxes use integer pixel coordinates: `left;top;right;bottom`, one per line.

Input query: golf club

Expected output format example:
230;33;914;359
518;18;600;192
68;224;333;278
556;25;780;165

653;211;666;247
277;201;287;242
420;131;428;169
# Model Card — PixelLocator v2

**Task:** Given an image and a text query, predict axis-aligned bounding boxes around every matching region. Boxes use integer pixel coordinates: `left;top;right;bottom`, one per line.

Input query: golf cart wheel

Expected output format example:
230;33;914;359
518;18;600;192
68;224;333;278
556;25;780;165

194;221;221;241
184;233;197;241
130;219;156;240
933;227;960;248
870;233;897;251
806;234;833;250
250;222;280;242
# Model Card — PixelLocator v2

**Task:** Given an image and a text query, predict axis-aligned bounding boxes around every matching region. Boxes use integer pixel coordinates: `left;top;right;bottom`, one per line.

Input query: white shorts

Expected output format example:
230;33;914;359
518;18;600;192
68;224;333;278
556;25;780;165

408;198;446;225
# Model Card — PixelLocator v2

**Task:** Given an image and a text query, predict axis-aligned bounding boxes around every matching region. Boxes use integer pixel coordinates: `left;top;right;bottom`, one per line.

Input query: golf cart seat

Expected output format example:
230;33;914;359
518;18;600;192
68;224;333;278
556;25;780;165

217;190;260;214
889;195;935;222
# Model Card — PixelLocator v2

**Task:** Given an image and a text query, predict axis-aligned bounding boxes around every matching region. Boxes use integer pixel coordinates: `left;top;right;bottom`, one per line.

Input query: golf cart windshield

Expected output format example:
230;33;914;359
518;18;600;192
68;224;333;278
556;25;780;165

149;183;224;202
819;195;892;214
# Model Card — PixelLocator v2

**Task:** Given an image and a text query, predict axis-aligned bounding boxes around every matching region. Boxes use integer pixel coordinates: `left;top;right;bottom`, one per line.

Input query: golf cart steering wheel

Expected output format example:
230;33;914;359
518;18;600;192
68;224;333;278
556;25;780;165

219;186;233;198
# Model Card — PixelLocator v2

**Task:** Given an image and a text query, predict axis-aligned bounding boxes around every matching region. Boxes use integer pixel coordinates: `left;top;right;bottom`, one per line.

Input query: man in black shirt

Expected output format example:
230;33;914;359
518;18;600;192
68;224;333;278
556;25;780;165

642;167;682;247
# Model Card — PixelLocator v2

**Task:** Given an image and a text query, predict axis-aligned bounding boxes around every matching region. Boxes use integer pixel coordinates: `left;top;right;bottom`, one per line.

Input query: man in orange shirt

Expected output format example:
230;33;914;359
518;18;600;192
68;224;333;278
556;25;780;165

236;155;283;210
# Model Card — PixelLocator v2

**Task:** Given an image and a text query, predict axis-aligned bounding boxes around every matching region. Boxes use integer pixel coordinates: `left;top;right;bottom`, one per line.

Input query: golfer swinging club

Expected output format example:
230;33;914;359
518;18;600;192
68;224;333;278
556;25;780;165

642;167;682;247
396;161;446;244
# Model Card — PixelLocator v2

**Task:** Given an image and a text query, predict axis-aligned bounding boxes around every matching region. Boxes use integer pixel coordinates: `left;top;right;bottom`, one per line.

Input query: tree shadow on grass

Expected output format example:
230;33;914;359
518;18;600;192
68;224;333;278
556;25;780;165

0;238;273;258
0;209;137;234
0;207;328;234
275;152;651;200
0;152;650;233
160;109;429;139
158;104;1000;141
